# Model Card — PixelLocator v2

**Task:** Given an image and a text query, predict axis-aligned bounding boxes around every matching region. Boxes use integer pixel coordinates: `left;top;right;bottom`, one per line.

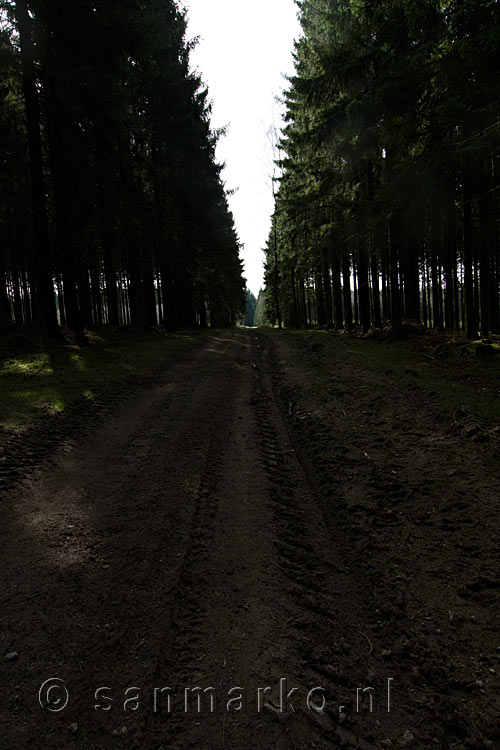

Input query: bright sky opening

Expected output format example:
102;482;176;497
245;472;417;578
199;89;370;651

184;0;301;297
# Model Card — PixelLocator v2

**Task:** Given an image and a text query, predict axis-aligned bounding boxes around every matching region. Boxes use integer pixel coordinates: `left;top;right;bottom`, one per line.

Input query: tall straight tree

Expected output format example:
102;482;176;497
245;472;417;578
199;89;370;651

14;0;59;335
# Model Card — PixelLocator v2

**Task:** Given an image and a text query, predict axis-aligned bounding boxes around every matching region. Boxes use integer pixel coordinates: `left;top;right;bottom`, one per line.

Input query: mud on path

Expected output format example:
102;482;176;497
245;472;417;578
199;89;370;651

0;329;499;749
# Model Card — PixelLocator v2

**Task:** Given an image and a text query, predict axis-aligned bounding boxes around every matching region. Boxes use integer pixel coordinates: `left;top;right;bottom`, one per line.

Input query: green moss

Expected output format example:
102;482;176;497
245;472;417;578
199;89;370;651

277;329;500;422
0;329;203;433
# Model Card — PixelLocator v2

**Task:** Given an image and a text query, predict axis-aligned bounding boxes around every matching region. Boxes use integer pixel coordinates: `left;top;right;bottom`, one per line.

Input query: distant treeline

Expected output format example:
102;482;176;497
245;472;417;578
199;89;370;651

0;0;245;338
242;289;266;327
265;0;500;337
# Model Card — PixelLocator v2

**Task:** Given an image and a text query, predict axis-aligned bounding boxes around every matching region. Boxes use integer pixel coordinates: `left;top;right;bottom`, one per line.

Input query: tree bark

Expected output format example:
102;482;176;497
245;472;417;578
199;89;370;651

342;252;352;329
332;253;343;329
462;168;478;338
322;247;334;329
15;0;59;336
370;254;381;327
389;216;402;335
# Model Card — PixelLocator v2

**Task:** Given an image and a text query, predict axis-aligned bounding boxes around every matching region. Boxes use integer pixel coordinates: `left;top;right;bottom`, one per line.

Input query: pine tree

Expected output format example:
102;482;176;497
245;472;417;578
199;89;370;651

265;0;500;336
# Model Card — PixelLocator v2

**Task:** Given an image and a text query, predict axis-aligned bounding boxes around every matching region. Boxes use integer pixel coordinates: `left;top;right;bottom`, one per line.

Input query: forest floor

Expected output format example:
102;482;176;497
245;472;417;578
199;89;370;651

1;327;499;749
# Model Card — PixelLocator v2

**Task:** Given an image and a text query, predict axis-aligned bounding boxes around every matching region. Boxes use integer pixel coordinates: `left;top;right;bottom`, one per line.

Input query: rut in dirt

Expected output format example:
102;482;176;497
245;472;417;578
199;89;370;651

1;330;370;750
3;329;497;750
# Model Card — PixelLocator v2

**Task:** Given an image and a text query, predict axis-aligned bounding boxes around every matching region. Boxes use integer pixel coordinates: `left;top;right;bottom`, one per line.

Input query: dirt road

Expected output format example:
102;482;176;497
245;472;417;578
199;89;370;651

1;330;499;749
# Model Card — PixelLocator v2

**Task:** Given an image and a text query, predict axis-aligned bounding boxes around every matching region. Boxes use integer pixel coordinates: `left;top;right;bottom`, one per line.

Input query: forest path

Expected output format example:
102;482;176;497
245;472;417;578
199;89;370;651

1;330;354;749
1;329;499;749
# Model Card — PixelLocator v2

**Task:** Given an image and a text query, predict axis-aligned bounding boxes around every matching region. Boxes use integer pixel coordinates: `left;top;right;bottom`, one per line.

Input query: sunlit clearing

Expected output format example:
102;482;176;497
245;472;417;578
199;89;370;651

1;354;53;376
12;389;65;413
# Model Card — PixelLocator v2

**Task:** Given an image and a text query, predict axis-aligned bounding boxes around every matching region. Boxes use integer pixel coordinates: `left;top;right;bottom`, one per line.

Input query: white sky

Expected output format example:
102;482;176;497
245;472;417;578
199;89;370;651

183;0;301;297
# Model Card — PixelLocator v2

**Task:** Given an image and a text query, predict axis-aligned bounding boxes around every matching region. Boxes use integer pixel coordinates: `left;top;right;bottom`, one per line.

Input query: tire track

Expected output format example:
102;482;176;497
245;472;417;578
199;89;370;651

251;333;395;748
1;333;238;749
143;393;234;747
1;330;396;749
252;333;342;630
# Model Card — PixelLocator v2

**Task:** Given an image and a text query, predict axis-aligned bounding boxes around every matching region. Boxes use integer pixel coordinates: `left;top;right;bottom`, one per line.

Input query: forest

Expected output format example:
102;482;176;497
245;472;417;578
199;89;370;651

1;2;500;748
264;0;500;338
0;0;245;339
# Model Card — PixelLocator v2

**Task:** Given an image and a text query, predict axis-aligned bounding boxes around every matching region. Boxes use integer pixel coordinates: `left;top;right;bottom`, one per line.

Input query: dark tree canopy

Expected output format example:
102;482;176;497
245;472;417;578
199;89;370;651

0;0;245;336
264;0;500;337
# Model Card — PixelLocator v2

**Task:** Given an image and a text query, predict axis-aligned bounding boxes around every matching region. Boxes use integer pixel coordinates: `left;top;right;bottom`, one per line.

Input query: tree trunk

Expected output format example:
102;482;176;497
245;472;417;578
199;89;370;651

431;250;442;330
380;243;390;320
0;247;10;330
422;262;428;328
353;261;359;326
342;251;352;329
389;216;402;335
44;35;83;336
57;276;66;326
332;254;343;329
15;0;59;336
315;268;326;326
100;197;120;327
273;233;282;329
76;260;93;329
426;263;433;327
290;267;299;328
462;168;478;338
299;276;307;328
13;270;23;324
370;254;381;327
357;244;371;332
490;255;499;334
22;268;32;325
476;164;491;335
323;247;334;329
403;234;421;322
443;199;456;330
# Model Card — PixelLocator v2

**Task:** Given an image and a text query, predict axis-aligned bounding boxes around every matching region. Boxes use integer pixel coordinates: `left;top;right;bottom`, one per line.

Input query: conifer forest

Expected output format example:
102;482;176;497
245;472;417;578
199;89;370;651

0;0;245;337
265;0;500;338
